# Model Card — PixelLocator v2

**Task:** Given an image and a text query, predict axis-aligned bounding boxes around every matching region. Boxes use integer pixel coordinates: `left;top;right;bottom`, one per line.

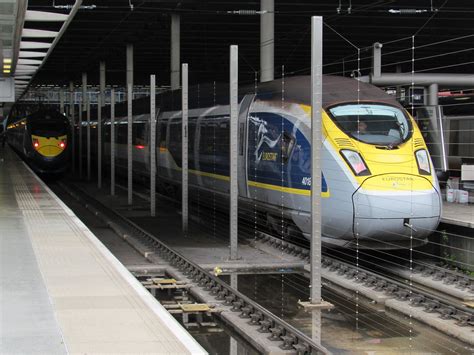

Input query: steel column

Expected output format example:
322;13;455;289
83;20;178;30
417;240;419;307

229;45;239;260
100;61;106;106
428;83;439;106
181;64;188;233
372;42;382;78
110;88;115;196
126;44;133;99
60;89;65;114
87;99;91;181
127;84;133;205
310;16;323;304
82;72;87;179
310;15;323;346
97;95;102;188
81;72;87;111
78;100;83;178
260;0;274;82
150;75;156;216
68;81;75;173
171;14;180;90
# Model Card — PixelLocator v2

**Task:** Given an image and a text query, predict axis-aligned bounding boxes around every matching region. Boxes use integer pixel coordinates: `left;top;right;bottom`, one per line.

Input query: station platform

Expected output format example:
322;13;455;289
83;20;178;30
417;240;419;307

442;201;474;228
0;147;205;354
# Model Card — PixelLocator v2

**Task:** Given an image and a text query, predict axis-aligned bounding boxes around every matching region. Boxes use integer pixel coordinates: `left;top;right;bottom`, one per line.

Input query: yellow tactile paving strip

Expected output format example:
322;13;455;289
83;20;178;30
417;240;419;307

5;148;205;355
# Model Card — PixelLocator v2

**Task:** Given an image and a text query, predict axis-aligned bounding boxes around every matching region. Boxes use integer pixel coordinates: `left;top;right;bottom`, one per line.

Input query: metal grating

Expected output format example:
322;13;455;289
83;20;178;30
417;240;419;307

334;137;354;147
415;138;424;148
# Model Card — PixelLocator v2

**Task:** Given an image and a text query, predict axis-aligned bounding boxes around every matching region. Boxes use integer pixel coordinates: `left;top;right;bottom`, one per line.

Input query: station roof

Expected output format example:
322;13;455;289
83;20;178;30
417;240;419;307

19;0;474;87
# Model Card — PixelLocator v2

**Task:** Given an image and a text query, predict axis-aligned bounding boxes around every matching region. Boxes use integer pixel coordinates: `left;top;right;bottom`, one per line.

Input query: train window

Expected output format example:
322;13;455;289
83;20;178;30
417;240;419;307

189;119;197;156
281;131;296;164
158;120;167;148
133;122;147;146
328;103;412;146
117;122;128;144
215;119;230;157
199;121;216;155
30;120;68;137
168;120;182;166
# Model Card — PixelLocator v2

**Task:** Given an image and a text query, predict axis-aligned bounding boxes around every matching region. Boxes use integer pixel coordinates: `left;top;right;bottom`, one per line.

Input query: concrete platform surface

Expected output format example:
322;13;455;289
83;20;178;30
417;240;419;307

442;201;474;228
0;147;205;354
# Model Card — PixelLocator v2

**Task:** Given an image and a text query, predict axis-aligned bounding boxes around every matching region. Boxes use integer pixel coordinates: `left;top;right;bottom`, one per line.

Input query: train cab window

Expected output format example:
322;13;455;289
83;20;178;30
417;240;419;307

30;120;68;137
158;121;167;148
328;103;412;146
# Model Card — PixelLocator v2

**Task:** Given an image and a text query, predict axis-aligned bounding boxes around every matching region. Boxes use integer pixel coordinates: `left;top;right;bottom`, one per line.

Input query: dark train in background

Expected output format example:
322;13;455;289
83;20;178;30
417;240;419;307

6;106;70;174
80;75;442;249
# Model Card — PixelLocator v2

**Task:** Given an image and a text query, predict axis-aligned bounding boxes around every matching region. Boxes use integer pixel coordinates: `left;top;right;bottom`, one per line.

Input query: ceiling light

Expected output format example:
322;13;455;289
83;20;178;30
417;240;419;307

3;65;11;69
389;9;428;14
3;58;12;64
3;69;11;73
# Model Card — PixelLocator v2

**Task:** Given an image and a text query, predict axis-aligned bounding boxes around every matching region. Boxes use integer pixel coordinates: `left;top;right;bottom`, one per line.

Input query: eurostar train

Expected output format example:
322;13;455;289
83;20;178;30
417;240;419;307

84;75;441;249
6;108;70;174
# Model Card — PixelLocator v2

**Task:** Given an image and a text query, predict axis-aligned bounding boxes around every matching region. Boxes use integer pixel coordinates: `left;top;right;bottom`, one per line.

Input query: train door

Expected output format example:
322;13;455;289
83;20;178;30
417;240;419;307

238;94;255;198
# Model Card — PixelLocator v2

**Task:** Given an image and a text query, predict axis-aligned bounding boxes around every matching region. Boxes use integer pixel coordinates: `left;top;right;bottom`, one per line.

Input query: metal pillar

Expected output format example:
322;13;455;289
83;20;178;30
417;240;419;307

100;61;106;105
97;95;102;188
310;15;324;346
181;64;188;233
310;16;323;305
260;0;274;82
171;14;180;90
87;99;91;181
69;81;75;173
78;99;83;178
59;89;65;114
372;42;382;78
126;44;133;100
127;84;133;205
428;83;439;106
150;75;156;216
82;72;87;179
82;72;87;111
110;88;115;196
229;45;239;259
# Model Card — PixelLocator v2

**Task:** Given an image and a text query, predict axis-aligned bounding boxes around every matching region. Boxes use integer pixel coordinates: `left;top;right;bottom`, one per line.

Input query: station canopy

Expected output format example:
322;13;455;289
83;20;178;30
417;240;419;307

21;0;474;87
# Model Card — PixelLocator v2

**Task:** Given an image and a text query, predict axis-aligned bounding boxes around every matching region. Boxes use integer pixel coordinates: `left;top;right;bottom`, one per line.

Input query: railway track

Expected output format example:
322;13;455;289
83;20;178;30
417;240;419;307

71;181;474;345
117;181;474;303
56;181;327;355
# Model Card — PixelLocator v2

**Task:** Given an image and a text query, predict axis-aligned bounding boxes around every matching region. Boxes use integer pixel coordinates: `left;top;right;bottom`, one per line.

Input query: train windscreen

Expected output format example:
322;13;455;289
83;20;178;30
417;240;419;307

30;120;68;138
328;103;412;146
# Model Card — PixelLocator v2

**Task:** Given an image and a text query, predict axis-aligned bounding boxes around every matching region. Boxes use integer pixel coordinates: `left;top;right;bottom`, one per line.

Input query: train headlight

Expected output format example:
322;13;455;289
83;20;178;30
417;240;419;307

33;139;39;150
59;140;66;149
340;150;371;176
415;149;431;175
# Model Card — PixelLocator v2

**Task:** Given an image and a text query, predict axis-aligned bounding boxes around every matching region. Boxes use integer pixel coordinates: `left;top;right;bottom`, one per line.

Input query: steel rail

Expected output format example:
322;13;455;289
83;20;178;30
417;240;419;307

117;182;474;294
255;231;474;328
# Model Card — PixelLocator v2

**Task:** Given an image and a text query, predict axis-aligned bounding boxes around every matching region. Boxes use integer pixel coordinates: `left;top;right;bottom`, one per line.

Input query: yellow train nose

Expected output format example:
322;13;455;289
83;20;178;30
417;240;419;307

32;135;67;158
